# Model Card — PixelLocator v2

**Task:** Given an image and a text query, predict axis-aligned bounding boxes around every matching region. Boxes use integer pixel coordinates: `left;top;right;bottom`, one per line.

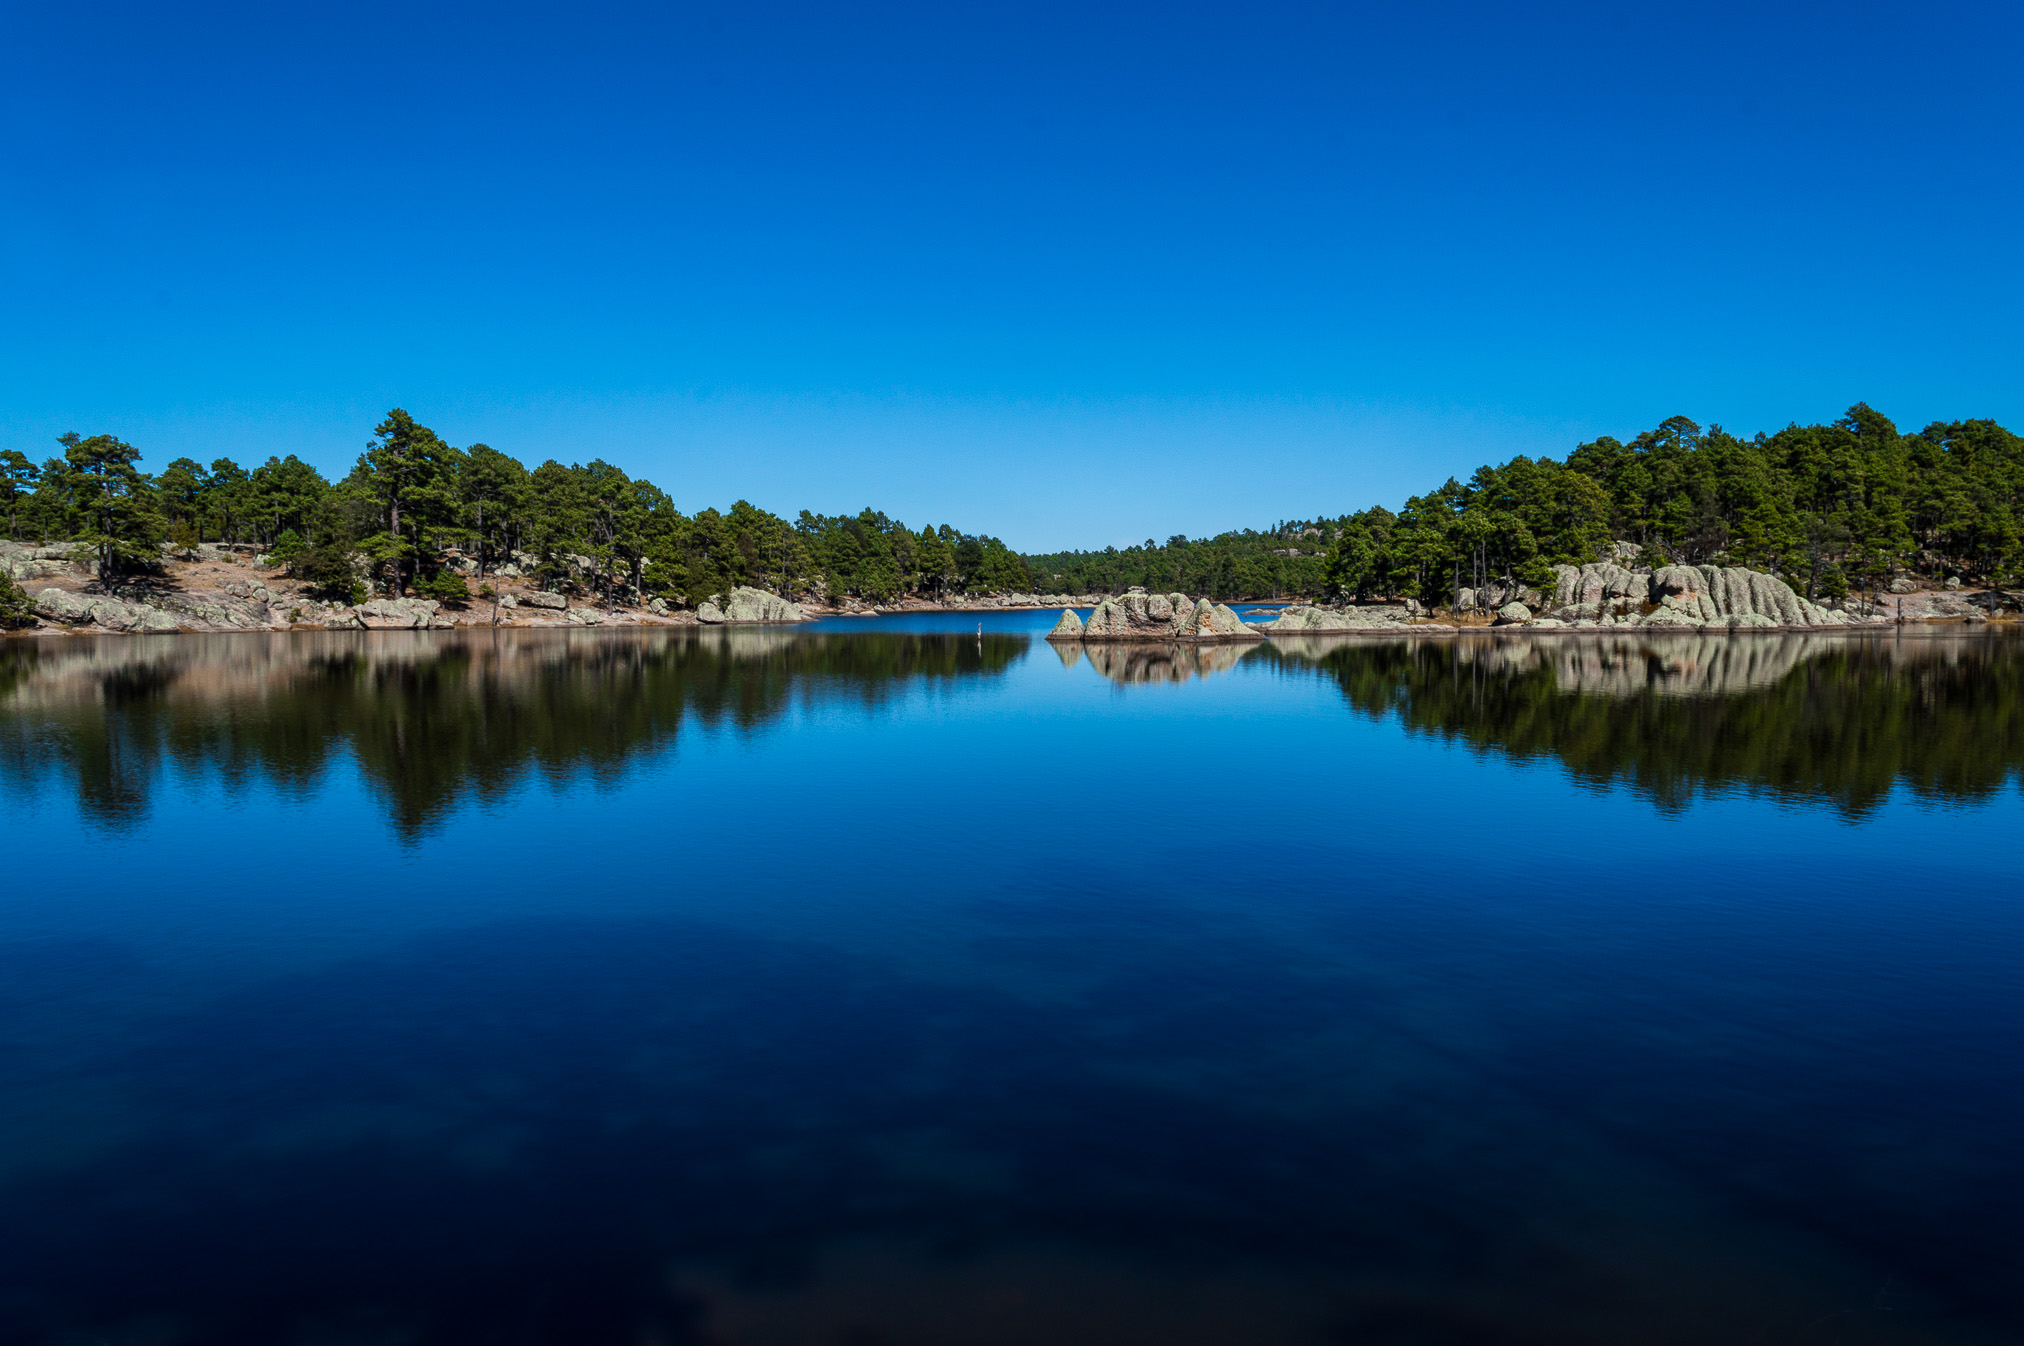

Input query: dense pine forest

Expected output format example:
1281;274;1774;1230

4;404;2018;610
0;410;1034;605
1025;406;2024;605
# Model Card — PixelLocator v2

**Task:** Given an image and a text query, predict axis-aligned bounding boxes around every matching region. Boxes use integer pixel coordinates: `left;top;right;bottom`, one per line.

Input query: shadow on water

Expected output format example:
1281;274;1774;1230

0;628;1027;838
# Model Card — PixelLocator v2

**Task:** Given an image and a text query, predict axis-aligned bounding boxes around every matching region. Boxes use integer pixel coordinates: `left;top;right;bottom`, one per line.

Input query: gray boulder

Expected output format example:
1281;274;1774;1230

32;588;180;633
1494;602;1531;625
1181;601;1258;638
1079;587;1261;641
1888;577;1917;595
1549;562;1650;613
1641;564;1856;629
565;607;604;625
721;586;806;623
521;590;569;610
696;601;727;624
354;597;447;630
1046;608;1084;640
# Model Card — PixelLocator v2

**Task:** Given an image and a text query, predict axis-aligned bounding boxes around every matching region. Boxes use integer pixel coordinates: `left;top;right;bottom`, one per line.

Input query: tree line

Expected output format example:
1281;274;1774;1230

8;402;2017;612
1024;405;2024;606
0;410;1034;605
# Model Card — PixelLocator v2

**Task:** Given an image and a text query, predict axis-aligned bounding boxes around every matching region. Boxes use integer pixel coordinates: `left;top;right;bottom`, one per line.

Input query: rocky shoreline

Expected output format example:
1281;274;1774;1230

4;540;2010;638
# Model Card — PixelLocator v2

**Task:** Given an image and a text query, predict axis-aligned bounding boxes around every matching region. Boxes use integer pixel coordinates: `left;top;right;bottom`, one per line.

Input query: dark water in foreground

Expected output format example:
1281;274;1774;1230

2;617;2021;1345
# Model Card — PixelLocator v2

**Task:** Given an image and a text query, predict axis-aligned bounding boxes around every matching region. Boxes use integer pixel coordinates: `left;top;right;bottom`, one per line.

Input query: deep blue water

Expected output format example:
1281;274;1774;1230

1;615;2020;1345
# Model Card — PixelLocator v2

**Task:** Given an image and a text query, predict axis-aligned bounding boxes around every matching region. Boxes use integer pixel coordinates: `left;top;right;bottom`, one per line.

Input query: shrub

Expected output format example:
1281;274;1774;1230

0;571;34;629
290;540;364;601
414;570;471;605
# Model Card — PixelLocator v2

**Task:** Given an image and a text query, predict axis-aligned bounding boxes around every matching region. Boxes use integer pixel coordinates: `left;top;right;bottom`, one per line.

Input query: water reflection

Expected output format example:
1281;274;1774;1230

7;628;2022;834
0;629;1026;837
1078;641;1253;684
1267;631;2024;815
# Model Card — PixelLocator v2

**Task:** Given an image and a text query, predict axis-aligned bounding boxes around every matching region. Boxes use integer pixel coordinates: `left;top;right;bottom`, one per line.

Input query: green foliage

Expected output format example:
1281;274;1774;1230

288;514;365;601
1029;405;2024;603
0;570;34;629
4;412;1031;611
0;450;37;541
413;569;471;604
55;432;168;581
22;401;2012;613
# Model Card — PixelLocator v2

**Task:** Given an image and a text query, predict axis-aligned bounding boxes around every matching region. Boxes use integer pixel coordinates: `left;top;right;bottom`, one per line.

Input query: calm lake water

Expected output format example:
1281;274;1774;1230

2;615;2020;1345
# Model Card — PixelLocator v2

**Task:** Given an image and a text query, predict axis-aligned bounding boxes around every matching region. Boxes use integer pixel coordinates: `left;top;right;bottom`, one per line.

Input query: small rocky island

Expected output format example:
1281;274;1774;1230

1048;588;1262;642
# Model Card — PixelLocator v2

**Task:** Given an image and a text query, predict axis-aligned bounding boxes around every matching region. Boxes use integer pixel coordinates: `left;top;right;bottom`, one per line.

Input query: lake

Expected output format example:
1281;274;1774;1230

2;616;2020;1345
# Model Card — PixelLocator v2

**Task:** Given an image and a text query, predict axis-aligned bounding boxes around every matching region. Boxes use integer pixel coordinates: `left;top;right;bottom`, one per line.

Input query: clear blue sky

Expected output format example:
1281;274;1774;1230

4;1;2018;551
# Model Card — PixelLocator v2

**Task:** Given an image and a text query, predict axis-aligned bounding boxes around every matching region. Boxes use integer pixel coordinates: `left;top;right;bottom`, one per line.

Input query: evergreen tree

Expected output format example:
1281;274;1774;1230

352;409;461;596
57;433;167;581
0;450;39;541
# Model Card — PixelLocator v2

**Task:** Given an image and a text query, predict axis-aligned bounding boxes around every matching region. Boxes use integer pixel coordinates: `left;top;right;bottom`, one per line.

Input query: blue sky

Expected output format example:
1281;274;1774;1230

4;1;2018;550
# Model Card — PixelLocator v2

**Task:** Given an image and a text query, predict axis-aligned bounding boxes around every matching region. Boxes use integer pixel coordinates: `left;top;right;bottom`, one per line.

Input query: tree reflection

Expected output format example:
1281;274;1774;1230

1267;631;2024;815
0;629;1027;838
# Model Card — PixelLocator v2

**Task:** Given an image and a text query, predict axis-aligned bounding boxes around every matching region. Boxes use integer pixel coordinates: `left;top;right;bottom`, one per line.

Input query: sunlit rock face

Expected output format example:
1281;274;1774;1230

1540;555;1881;630
1078;588;1262;642
721;586;807;623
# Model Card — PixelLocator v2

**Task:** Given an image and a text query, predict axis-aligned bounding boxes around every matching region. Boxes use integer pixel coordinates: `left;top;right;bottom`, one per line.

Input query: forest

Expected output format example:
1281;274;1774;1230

4;403;2018;611
1024;405;2024;605
0;410;1034;606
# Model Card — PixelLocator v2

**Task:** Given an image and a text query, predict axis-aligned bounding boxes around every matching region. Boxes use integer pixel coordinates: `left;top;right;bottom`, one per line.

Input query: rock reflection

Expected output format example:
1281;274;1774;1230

1268;630;2024;814
1083;641;1255;685
0;628;1026;837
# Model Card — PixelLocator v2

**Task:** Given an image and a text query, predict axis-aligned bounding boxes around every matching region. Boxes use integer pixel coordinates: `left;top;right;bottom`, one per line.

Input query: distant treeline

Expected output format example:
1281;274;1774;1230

0;410;1034;604
1023;406;2024;604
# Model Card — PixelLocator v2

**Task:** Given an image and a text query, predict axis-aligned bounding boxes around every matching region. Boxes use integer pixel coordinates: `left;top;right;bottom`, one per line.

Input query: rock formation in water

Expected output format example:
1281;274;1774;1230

1046;608;1084;640
1072;588;1263;641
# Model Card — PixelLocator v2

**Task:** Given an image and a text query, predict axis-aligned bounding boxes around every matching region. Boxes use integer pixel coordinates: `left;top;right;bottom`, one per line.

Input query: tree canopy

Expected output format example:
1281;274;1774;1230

13;403;2019;607
1023;406;2024;604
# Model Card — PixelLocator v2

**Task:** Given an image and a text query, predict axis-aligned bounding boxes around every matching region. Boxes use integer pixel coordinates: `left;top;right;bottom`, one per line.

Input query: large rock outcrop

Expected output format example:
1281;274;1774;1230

698;586;805;625
1076;588;1262;642
1643;565;1851;629
1046;608;1084;640
352;597;453;630
1534;556;1883;630
34;588;180;633
725;587;805;622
